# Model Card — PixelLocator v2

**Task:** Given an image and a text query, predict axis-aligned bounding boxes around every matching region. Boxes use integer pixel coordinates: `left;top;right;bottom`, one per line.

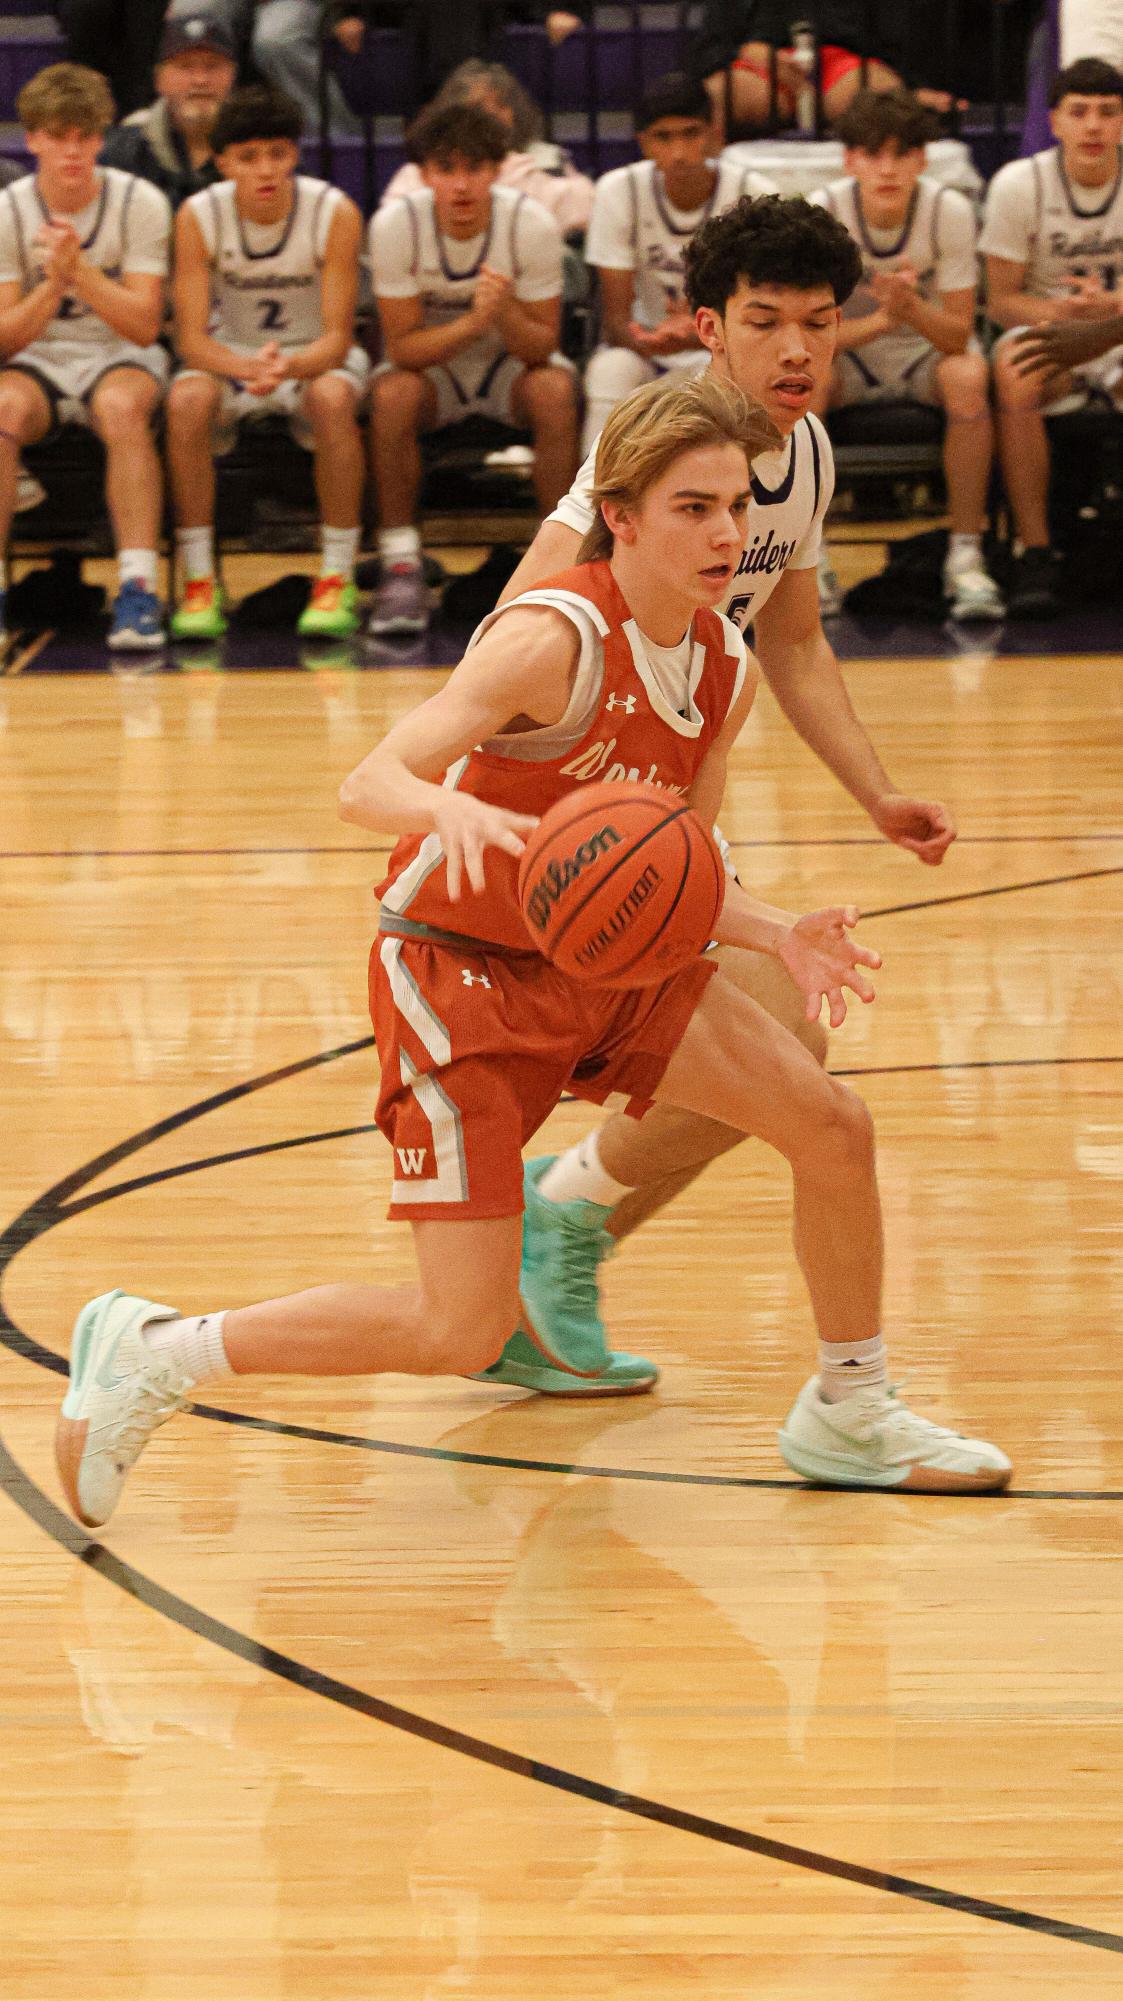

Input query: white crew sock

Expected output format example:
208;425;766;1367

580;345;658;457
177;527;215;582
817;1333;888;1404
539;1131;633;1209
946;531;982;573
321;525;360;579
118;548;158;592
379;525;421;569
145;1311;235;1385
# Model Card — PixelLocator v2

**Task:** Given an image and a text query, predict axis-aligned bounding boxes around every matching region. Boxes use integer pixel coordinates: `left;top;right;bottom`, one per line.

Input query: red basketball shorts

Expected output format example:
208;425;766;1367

370;930;716;1221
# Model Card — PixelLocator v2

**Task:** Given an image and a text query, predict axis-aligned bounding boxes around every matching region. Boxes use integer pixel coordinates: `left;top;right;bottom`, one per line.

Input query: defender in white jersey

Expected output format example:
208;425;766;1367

809;89;1003;622
983;57;1123;617
477;195;959;1397
0;65;171;648
168;85;367;641
367;100;577;637
582;72;776;452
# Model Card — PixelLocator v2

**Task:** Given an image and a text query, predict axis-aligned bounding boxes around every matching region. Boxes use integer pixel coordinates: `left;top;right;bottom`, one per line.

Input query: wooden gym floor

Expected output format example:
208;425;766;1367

1;633;1122;1997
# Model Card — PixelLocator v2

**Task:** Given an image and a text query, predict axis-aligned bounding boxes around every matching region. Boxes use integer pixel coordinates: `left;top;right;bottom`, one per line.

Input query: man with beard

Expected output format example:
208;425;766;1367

102;14;237;211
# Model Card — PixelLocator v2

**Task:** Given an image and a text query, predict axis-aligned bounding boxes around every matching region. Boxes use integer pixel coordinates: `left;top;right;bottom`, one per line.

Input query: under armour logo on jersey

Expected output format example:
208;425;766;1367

396;1146;428;1175
461;969;491;988
605;692;637;715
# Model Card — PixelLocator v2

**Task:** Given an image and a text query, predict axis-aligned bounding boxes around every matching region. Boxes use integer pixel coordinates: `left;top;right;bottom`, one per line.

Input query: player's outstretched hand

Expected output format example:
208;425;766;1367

872;791;956;865
434;794;539;901
1014;314;1123;374
778;907;881;1029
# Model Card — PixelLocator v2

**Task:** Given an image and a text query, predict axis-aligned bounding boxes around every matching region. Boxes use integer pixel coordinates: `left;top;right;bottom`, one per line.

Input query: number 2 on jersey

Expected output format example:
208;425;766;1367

257;299;287;333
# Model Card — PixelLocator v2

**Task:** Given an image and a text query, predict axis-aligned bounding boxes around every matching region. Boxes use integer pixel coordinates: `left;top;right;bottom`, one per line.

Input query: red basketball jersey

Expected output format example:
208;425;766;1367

377;560;749;951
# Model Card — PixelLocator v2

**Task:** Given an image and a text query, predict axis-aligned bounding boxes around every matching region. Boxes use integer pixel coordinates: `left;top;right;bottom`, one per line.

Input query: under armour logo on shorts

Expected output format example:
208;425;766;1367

461;969;491;987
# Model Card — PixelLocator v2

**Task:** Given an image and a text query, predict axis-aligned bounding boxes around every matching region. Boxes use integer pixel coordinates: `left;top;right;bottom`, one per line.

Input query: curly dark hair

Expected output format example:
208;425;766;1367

211;83;302;153
684;194;862;314
833;87;940;154
406;101;508;169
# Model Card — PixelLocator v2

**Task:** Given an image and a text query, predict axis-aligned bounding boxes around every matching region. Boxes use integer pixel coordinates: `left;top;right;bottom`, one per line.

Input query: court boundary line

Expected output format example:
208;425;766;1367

3;833;1123;863
1;1425;1121;1956
4;1041;1123;1502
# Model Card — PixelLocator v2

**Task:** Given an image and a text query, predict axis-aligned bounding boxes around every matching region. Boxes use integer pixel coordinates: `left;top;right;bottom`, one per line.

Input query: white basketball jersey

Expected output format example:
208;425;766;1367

982;147;1123;296
554;410;831;633
375;183;559;393
590;159;774;355
0;166;156;351
188;175;343;351
816;173;960;374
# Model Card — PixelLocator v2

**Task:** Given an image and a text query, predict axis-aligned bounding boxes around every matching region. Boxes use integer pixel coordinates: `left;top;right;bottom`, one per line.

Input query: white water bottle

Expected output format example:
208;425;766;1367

790;20;817;134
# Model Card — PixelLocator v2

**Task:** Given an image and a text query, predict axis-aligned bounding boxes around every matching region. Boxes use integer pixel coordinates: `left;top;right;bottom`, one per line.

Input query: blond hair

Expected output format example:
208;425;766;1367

18;62;115;137
578;372;781;563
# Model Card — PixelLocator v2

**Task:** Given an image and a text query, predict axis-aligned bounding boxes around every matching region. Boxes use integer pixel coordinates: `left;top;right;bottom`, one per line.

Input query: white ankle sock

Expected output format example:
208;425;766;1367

539;1132;632;1209
946;532;982;573
118;548;158;592
321;525;360;578
818;1333;888;1404
379;525;421;568
177;527;215;582
146;1311;234;1385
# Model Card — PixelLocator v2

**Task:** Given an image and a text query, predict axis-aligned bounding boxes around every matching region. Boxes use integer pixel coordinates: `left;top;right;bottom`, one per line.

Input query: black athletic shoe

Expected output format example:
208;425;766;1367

1006;547;1060;620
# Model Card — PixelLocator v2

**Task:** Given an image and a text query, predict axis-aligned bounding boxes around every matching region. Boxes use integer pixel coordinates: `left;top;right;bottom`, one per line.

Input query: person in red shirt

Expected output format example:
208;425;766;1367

56;370;1012;1528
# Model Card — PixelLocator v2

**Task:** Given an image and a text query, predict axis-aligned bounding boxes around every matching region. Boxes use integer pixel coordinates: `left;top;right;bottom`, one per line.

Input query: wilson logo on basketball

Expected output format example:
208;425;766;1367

524;824;623;933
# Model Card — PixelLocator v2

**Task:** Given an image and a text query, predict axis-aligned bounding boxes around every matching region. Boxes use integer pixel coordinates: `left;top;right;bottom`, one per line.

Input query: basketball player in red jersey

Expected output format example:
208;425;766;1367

55;372;1012;1525
479;193;964;1403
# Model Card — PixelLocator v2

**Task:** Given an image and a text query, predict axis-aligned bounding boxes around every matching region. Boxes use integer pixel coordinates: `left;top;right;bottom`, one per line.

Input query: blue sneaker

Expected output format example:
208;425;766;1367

506;1156;658;1386
108;579;165;652
473;1324;659;1395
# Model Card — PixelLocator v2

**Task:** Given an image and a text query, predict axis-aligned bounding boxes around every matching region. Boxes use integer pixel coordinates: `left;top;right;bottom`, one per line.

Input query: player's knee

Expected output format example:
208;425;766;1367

96;382;152;433
523;366;575;422
372;368;425;424
0;387;34;443
304;374;355;429
796;1077;875;1181
940;352;989;419
427;1298;516;1374
168;377;218;432
993;345;1042;411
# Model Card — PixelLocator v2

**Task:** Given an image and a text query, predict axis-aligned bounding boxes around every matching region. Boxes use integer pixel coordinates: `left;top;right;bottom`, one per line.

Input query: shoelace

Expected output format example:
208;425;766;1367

843;1384;961;1447
549;1213;612;1313
112;1378;189;1466
311;574;345;605
183;579;214;609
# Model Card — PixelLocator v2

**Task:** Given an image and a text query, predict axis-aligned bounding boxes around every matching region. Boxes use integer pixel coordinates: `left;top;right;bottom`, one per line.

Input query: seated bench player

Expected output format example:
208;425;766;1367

55;370;1012;1529
167;84;367;640
982;56;1123;619
0;63;171;647
367;101;578;638
809;89;1004;622
581;70;775;456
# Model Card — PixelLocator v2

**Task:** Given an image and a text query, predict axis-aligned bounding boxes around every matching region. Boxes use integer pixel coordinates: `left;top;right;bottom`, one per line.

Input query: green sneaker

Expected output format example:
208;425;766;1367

515;1155;658;1386
170;576;227;641
298;574;359;638
473;1325;658;1396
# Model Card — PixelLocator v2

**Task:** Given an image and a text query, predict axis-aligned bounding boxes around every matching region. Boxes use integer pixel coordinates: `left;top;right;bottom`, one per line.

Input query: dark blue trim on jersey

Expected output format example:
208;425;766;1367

808;417;821;519
750;424;797;506
1057;146;1123;222
35;170;109;251
234;180;302;262
852;180;920;262
650;161;723;237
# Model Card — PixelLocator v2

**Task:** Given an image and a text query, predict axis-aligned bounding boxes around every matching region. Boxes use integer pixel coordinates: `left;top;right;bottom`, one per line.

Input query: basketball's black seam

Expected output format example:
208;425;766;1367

596;810;706;982
543;803;695;958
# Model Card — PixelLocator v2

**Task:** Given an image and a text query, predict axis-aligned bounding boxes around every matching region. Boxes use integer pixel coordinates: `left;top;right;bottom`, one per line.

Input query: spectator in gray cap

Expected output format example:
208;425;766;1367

102;14;238;209
168;0;359;133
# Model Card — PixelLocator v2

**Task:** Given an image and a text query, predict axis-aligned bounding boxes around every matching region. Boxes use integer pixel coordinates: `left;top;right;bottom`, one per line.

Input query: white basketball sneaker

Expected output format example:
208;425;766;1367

778;1377;1012;1492
55;1290;195;1527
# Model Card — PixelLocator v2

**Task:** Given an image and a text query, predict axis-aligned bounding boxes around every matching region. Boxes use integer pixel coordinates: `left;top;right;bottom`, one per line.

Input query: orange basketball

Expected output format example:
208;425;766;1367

517;780;725;988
